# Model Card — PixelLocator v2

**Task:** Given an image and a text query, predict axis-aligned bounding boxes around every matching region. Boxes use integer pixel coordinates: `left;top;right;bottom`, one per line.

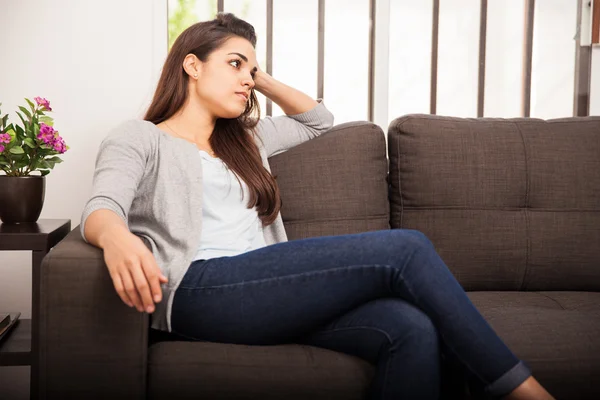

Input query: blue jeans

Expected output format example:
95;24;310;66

171;229;531;399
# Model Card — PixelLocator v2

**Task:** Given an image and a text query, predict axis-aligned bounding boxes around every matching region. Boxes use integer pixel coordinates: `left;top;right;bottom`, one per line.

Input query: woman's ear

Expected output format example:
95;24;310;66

183;54;201;79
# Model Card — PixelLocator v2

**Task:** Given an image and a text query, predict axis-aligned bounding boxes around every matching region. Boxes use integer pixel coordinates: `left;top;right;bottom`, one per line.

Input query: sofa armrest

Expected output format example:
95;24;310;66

38;225;148;399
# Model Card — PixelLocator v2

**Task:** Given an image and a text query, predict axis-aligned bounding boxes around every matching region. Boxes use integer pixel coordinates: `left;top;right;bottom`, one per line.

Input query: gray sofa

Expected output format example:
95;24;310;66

38;115;600;399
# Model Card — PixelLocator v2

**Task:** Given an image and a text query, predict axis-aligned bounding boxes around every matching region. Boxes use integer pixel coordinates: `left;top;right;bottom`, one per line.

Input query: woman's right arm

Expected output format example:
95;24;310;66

81;122;166;314
84;208;129;249
85;208;167;314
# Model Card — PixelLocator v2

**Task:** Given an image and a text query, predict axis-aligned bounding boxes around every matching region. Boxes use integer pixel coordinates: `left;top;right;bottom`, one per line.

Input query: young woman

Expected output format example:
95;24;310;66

81;13;554;400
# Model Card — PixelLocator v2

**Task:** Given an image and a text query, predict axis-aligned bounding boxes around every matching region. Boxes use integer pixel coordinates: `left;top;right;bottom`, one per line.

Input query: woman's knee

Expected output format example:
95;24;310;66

391;228;433;249
383;229;436;264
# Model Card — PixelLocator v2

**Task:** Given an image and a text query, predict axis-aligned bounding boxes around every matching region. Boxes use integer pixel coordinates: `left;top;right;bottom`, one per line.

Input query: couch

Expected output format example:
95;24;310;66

38;115;600;399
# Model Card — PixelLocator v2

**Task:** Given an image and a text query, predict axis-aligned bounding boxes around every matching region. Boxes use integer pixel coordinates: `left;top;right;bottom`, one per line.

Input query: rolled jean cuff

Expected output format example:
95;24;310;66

485;361;532;397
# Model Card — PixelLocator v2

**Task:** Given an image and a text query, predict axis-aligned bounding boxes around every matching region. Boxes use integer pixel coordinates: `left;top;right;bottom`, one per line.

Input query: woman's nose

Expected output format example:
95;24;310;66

242;73;255;89
243;77;255;89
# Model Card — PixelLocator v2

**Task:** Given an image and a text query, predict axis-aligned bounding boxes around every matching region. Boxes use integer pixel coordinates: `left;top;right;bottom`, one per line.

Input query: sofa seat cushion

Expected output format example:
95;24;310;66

147;341;375;400
467;291;600;399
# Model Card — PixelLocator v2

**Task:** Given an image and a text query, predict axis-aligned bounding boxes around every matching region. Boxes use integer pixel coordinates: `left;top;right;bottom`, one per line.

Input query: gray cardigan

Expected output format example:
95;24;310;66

80;101;334;332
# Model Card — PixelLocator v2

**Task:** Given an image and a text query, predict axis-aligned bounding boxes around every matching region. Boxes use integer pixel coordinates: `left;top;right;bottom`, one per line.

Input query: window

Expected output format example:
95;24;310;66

484;0;525;118
271;0;319;116
166;0;592;126
436;0;480;118
530;0;577;119
168;0;218;50
324;0;370;123
388;0;433;117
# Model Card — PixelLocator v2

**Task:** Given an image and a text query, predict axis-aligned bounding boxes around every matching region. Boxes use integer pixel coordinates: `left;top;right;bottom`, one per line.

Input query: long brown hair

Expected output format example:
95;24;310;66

144;13;281;226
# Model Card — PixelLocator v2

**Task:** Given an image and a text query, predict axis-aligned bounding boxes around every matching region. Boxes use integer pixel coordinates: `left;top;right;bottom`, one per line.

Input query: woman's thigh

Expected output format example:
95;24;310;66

171;229;429;344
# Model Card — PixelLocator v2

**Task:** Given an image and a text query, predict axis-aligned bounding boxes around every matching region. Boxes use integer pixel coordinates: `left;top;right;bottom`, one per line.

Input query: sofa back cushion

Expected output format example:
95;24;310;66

388;114;600;291
270;122;390;240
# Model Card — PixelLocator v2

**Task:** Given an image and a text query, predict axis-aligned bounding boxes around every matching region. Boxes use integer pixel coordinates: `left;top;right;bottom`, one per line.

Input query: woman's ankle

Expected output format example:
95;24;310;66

502;376;555;400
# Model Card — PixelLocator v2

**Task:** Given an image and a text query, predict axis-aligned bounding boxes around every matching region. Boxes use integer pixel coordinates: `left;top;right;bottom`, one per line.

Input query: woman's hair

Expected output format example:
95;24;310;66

144;13;281;226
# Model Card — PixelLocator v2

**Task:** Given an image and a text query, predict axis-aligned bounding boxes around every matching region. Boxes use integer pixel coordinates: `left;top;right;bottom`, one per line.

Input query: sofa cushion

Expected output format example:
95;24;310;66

388;114;600;291
269;121;390;240
147;341;374;399
468;291;600;399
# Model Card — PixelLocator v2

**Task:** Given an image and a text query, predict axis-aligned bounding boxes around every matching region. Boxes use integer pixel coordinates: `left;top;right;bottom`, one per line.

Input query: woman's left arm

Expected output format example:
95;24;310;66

253;70;335;157
253;71;318;115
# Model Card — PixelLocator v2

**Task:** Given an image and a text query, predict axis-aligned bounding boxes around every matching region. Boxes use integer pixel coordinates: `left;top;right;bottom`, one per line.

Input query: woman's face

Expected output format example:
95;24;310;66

191;36;257;119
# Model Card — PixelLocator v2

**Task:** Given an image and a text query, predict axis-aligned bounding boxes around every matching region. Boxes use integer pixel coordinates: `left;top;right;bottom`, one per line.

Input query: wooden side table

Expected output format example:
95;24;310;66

0;219;71;399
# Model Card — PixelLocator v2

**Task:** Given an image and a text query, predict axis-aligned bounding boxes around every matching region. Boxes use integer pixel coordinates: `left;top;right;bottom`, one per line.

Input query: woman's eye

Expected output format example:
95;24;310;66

229;60;241;68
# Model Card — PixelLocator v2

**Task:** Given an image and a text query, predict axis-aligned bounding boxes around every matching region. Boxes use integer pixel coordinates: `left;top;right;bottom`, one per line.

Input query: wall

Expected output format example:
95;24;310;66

0;0;167;397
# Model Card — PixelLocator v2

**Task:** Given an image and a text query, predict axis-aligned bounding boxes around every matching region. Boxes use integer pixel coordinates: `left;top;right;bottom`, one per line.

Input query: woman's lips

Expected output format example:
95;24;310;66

235;92;248;102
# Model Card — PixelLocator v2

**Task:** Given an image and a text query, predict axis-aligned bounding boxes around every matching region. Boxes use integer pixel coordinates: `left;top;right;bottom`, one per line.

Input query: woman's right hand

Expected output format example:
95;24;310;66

100;227;168;313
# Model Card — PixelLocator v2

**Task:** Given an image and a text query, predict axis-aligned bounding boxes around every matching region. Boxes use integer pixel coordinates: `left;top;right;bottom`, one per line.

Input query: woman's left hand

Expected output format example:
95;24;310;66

252;67;270;94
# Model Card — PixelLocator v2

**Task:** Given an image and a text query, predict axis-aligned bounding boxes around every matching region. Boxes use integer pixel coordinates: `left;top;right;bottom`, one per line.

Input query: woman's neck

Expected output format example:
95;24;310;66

163;99;216;145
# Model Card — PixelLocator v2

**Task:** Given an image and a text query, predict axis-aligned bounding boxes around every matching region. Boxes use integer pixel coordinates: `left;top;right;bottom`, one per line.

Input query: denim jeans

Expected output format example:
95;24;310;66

171;229;531;399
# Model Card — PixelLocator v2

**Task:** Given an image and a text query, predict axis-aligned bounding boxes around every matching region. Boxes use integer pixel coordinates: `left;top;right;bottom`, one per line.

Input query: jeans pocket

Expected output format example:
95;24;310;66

178;259;210;289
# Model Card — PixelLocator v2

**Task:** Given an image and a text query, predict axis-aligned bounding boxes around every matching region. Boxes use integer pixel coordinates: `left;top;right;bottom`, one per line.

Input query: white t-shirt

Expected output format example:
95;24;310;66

192;150;267;261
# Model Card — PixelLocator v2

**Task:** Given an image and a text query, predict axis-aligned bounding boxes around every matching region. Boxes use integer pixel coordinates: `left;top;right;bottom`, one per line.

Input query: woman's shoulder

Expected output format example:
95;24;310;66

102;119;162;147
107;119;159;137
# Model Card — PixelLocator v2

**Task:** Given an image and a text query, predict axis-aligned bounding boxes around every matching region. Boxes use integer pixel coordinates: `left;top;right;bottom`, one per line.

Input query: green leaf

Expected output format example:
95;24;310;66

25;98;36;111
45;156;63;163
30;158;40;170
0;160;9;166
1;114;8;128
6;128;16;142
15;125;25;140
18;106;32;119
3;123;14;138
9;146;24;155
14;159;29;169
40;169;50;176
24;138;36;148
39;116;54;126
29;122;39;139
15;111;27;127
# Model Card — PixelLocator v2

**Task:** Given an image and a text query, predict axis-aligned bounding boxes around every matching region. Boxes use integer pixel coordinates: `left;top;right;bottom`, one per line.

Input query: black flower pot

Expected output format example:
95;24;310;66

0;175;46;224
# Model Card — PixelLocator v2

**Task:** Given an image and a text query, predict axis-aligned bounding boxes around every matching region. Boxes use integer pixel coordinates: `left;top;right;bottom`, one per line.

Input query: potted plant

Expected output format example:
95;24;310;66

0;97;69;224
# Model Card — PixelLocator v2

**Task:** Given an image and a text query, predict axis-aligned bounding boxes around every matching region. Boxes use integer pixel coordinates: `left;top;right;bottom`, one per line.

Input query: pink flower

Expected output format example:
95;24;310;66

35;124;68;154
37;123;56;145
34;96;52;111
0;133;11;143
52;136;67;154
0;144;4;153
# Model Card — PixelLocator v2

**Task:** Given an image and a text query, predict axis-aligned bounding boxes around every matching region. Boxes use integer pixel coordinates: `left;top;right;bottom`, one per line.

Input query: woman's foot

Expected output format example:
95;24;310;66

502;376;555;400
